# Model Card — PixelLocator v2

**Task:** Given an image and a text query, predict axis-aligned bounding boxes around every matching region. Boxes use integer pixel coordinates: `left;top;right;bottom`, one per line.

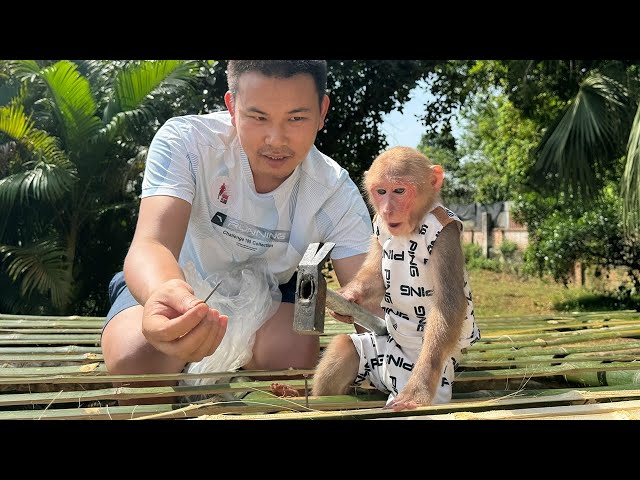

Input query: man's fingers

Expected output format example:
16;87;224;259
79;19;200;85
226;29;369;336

166;308;225;362
146;302;209;343
188;311;228;361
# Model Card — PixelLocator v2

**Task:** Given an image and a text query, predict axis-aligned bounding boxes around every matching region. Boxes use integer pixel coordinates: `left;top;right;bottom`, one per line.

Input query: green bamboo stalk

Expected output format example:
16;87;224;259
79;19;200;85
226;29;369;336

476;320;640;337
0;346;102;354
462;340;640;359
0;379;310;407
0;353;102;362
465;329;640;351
0;314;104;322
0;334;101;345
460;353;640;368
476;324;640;342
456;360;640;382
0;328;102;334
0;363;105;377
474;310;640;323
0;368;316;385
0;394;388;420
453;382;640;400
0;320;102;328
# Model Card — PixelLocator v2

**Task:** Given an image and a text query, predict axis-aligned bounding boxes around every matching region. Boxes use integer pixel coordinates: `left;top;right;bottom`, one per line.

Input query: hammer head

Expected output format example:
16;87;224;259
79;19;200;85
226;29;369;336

293;242;336;335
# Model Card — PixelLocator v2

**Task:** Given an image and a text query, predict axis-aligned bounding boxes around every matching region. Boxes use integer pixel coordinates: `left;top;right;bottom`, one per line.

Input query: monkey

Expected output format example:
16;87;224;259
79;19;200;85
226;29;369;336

311;146;481;411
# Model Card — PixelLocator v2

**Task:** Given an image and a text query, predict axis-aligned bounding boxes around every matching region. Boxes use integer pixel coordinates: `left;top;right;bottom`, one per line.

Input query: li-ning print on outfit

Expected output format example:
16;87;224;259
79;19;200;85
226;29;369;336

142;111;372;285
349;205;481;405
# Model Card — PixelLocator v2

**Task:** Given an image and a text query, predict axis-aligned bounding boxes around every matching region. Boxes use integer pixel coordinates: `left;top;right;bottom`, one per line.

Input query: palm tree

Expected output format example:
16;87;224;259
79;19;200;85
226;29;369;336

533;67;640;233
0;60;204;314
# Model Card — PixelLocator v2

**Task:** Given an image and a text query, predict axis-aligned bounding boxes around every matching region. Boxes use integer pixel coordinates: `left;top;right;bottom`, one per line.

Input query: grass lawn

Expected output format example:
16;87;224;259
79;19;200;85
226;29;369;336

469;268;639;317
469;269;584;317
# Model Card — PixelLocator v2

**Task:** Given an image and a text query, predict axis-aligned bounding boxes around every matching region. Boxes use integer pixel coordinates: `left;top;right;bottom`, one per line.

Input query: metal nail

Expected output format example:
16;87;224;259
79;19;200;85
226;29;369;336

203;280;222;303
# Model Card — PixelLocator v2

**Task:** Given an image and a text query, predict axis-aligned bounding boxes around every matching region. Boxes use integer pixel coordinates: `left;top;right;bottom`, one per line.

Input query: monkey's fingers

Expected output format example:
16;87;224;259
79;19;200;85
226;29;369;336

327;309;354;324
384;398;419;412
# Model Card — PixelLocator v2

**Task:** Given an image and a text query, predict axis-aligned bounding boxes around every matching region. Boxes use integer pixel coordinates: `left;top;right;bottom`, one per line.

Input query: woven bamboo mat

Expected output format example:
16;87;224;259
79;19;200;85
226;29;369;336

1;311;640;420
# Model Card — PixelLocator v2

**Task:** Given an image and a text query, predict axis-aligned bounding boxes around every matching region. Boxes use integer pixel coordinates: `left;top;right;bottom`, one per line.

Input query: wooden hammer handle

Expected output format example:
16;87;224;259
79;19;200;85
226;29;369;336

326;289;387;335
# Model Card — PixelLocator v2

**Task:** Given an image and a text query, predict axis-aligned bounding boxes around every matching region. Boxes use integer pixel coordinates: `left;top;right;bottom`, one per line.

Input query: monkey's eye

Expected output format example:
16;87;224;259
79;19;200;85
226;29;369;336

376;188;387;195
393;187;405;194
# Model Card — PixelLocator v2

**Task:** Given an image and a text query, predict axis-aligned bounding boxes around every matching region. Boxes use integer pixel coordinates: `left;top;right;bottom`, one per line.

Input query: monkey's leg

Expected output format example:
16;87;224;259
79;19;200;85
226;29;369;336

312;334;359;396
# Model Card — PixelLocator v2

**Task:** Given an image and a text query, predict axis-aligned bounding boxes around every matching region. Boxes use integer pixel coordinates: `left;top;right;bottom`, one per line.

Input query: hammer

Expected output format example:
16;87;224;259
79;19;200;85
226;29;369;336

293;242;387;336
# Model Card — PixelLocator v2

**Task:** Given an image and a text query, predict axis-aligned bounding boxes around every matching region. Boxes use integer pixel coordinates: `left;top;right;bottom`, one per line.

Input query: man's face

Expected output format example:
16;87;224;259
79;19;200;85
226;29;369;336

225;72;329;193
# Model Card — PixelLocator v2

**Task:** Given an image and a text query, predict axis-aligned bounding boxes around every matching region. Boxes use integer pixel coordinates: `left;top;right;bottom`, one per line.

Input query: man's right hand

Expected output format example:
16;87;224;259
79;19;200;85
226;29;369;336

141;279;228;363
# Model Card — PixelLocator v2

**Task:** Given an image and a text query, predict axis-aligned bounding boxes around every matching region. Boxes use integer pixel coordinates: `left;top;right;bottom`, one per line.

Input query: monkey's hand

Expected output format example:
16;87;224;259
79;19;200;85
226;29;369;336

383;378;433;412
327;284;365;324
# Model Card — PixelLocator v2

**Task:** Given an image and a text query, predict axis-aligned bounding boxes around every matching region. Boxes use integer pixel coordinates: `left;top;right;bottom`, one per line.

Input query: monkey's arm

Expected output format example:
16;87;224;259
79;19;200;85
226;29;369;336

386;222;467;411
348;235;385;301
330;235;385;324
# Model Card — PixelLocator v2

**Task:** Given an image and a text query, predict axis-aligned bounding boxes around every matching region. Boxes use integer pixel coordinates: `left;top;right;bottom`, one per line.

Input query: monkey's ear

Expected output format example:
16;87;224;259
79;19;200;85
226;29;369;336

430;165;444;192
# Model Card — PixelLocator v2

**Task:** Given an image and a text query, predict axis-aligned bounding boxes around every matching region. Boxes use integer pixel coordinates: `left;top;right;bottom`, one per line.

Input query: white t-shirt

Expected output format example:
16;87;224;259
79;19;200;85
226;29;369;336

141;111;372;284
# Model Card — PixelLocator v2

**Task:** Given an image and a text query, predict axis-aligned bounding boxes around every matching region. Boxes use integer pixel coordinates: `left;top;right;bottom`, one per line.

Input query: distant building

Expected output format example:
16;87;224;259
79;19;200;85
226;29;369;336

451;201;528;258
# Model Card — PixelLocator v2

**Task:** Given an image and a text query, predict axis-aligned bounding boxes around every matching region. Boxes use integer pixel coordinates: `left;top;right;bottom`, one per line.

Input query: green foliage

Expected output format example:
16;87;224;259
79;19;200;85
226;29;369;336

0;60;201;314
533;71;636;199
419;133;475;205
463;242;502;272
320;60;440;186
463;241;482;260
456;94;541;204
553;289;640;312
499;239;519;260
521;185;640;291
419;93;541;206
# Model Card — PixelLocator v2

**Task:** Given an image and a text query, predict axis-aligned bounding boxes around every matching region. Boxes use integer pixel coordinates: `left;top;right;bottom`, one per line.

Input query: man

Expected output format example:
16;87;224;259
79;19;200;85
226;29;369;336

100;60;373;401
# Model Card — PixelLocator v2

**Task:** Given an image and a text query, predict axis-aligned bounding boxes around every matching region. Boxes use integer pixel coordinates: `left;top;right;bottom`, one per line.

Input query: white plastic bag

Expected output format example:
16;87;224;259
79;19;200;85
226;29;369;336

180;259;282;390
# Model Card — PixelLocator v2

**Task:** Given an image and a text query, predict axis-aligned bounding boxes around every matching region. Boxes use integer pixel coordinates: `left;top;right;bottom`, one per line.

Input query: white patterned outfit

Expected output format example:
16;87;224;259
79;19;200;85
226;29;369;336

349;205;481;405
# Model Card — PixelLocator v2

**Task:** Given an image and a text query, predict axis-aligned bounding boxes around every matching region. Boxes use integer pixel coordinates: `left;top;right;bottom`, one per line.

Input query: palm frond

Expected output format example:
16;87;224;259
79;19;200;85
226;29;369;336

534;72;633;198
117;60;197;111
621;101;640;234
0;239;72;309
0;103;32;139
0;104;68;165
0;160;76;207
101;60;198;136
38;60;102;153
0;104;77;208
6;60;42;82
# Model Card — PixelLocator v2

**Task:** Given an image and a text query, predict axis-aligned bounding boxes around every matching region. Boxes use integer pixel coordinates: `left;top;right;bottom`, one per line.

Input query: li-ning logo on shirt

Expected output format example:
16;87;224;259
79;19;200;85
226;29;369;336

211;212;290;242
217;182;229;204
212;212;227;226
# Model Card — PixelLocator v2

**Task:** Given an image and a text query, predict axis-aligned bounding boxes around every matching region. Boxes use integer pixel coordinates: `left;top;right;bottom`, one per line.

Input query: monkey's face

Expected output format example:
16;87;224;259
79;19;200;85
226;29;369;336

368;179;420;237
224;71;329;193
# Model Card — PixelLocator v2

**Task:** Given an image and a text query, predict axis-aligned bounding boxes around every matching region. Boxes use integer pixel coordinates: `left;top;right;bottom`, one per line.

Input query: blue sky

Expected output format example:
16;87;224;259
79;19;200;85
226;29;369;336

380;81;430;148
